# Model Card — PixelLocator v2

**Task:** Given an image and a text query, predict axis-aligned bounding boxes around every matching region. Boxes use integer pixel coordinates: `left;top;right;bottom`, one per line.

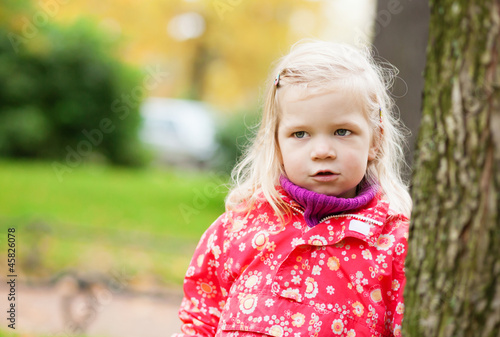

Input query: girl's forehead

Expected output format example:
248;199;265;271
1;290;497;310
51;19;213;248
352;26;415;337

277;84;366;109
277;88;370;128
279;85;331;102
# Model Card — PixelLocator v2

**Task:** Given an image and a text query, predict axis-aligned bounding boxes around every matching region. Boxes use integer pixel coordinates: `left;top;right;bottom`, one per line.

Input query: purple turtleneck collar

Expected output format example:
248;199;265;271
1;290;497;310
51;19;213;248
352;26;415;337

279;175;378;228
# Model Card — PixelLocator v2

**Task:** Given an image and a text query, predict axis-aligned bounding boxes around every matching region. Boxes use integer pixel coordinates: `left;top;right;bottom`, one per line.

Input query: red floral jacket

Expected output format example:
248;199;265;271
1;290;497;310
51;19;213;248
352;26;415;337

174;190;409;337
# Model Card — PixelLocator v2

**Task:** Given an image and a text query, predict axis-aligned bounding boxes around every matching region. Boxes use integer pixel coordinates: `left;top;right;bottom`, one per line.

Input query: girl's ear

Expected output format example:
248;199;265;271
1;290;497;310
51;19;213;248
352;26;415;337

368;127;383;162
368;145;377;162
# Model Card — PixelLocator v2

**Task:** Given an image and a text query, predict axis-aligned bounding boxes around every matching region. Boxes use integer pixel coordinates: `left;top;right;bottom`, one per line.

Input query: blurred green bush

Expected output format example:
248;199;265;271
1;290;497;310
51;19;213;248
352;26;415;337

0;20;148;166
212;109;260;174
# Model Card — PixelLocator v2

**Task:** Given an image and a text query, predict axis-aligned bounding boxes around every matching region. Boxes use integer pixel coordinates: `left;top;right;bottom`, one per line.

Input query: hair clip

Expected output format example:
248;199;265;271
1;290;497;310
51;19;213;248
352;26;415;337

274;72;281;87
379;107;382;123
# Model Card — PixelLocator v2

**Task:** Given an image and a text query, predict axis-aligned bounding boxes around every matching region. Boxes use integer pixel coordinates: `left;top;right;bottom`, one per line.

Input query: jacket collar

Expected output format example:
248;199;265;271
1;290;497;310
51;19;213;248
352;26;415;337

277;187;392;247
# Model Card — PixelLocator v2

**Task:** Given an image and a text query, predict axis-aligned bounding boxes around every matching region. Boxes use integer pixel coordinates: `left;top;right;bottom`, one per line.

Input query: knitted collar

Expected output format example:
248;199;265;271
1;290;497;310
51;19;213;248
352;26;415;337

279;175;378;228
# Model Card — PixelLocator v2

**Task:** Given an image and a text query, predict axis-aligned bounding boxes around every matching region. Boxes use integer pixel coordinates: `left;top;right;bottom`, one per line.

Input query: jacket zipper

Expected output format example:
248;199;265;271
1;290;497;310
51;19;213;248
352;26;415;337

289;205;383;226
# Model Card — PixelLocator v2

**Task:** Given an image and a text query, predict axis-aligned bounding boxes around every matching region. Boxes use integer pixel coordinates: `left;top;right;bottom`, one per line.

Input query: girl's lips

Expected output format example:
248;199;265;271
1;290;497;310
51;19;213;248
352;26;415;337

312;170;338;176
311;171;339;182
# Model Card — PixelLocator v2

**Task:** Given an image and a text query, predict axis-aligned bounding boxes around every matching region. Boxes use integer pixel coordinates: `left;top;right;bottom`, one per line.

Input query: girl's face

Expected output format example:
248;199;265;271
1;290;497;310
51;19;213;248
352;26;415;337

277;86;377;198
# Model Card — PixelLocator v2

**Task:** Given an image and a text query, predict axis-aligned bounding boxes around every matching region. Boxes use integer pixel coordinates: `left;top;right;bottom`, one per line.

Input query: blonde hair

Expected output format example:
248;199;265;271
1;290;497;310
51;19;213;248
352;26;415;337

226;40;412;218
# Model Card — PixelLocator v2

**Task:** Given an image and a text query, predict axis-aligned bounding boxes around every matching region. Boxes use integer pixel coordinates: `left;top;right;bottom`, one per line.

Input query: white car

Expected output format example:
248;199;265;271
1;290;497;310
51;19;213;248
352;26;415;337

140;97;218;167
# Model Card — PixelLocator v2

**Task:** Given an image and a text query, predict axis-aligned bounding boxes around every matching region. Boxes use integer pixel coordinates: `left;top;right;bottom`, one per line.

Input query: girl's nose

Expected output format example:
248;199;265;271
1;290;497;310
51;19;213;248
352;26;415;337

311;139;336;160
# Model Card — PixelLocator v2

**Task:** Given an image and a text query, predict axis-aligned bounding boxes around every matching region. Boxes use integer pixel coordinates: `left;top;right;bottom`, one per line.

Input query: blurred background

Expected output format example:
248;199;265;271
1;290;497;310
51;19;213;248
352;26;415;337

0;0;428;335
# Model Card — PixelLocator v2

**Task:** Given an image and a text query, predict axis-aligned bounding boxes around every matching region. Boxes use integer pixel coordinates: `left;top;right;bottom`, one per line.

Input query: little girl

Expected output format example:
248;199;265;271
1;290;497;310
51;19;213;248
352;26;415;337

174;40;412;337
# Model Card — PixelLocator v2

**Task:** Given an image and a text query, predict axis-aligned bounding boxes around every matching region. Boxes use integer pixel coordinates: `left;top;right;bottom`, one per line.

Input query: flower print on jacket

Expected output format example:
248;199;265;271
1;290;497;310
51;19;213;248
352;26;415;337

174;190;409;336
327;256;341;271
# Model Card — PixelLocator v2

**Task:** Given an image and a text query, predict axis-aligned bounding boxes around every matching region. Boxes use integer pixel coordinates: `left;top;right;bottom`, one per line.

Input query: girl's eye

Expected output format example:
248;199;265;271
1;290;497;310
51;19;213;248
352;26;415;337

293;131;307;138
335;129;351;136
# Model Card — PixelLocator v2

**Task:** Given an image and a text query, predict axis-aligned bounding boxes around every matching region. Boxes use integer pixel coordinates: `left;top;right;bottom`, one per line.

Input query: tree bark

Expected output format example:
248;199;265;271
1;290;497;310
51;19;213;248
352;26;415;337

403;1;500;336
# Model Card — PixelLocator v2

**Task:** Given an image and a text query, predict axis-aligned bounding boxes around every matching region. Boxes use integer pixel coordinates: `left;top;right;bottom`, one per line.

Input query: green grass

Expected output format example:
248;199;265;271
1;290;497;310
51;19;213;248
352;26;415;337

0;159;227;285
0;329;16;337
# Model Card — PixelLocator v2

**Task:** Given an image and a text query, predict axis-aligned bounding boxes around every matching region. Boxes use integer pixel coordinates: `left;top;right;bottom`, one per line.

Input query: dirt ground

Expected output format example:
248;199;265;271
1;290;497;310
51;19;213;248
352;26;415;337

0;282;184;336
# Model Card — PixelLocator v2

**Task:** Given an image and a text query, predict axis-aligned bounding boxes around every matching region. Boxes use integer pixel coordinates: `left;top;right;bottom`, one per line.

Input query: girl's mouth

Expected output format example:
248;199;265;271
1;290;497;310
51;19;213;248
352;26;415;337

313;170;337;176
312;171;339;182
315;172;334;176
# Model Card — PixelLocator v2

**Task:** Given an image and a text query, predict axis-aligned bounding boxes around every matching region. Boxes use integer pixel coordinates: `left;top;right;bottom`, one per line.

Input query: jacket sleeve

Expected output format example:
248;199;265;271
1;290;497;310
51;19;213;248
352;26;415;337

386;217;409;337
172;214;231;336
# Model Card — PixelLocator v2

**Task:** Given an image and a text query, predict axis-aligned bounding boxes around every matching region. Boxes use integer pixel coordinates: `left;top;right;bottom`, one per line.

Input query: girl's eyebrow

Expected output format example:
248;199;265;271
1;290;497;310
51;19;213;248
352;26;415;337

278;117;308;128
334;121;363;129
281;122;308;130
282;120;362;130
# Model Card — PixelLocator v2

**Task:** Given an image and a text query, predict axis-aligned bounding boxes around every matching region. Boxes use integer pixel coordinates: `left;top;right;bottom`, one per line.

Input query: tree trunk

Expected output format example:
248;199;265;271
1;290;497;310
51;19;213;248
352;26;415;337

403;1;500;336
